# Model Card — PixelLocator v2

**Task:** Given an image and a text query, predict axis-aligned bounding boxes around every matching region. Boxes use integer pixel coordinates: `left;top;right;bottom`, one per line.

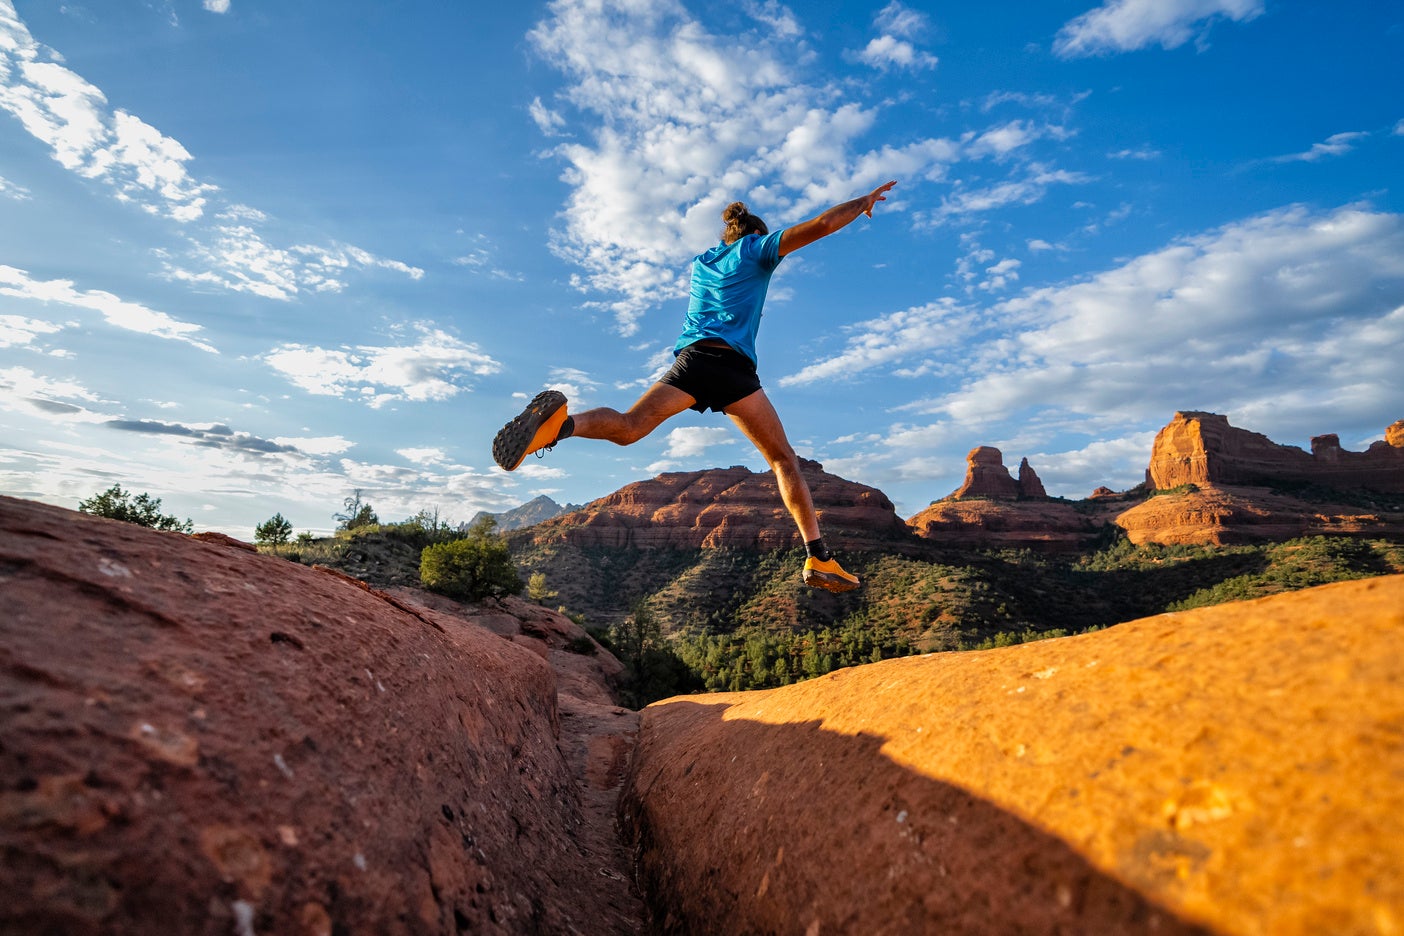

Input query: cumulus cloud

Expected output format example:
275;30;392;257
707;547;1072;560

262;325;502;408
0;264;217;352
851;3;938;71
0;10;215;219
786;204;1404;452
645;425;736;472
1054;0;1264;58
852;35;938;72
527;0;1064;335
203;0;231;13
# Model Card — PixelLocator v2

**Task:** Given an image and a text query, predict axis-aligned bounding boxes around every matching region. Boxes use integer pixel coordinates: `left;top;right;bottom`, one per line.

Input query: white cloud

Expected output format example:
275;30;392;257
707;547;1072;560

1054;0;1264;58
0;172;31;199
0;365;112;422
0;10;216;220
787;205;1404;456
744;0;803;39
852;35;938;72
203;0;231;13
0;264;217;352
0;3;421;299
275;436;354;456
1272;130;1368;163
263;325;502;408
397;446;446;464
528;0;1061;335
1394;119;1404;137
0;313;65;348
663;425;734;459
875;1;929;38
1108;146;1161;160
529;95;567;137
165;226;424;300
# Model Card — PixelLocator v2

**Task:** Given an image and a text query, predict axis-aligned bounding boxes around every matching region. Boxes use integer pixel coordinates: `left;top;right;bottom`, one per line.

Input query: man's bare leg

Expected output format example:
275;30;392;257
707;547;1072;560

571;382;696;446
722;389;821;542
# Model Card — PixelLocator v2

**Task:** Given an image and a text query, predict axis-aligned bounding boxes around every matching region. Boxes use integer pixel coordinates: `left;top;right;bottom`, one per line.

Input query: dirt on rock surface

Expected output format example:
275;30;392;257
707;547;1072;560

623;575;1404;935
0;495;645;935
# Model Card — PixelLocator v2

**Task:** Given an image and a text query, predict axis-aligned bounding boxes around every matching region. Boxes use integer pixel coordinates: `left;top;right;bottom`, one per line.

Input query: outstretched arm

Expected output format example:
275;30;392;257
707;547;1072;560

777;180;897;257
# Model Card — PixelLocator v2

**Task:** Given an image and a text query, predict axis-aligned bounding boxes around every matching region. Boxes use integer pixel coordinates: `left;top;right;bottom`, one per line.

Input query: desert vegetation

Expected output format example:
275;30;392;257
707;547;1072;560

255;489;1402;705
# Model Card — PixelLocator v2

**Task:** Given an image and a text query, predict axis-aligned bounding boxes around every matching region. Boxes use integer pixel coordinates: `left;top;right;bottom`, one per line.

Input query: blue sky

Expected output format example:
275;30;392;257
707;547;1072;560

1;0;1401;539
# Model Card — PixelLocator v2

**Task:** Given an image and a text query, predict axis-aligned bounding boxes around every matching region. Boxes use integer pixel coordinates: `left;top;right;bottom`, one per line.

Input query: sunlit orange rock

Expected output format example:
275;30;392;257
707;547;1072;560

1147;411;1404;492
623;576;1404;935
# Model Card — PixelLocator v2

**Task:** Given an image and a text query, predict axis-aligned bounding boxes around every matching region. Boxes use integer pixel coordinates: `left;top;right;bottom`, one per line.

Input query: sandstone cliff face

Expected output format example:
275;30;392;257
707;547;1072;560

0;496;644;935
1148;411;1404;492
622;576;1404;935
522;459;911;551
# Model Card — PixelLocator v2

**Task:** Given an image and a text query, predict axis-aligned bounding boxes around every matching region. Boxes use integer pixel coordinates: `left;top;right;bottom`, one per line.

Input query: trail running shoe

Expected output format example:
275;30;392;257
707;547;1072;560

803;556;861;593
492;390;568;471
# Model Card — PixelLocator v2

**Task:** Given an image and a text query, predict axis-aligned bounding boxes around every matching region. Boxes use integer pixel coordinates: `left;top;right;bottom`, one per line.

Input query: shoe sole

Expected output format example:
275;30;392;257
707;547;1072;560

803;569;861;593
493;390;567;471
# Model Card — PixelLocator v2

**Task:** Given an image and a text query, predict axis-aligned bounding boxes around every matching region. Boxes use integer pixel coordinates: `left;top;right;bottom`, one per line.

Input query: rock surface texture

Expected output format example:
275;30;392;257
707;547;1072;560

520;459;911;551
0;496;644;935
623;576;1404;935
1147;411;1404;492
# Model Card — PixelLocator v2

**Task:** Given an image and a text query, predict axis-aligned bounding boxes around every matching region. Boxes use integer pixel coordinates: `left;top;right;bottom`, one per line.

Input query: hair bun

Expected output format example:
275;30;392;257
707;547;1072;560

723;201;749;222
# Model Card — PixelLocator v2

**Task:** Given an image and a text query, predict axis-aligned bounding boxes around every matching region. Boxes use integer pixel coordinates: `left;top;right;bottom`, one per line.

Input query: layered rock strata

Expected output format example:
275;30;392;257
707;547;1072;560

521;459;910;551
1148;411;1404;492
622;576;1404;935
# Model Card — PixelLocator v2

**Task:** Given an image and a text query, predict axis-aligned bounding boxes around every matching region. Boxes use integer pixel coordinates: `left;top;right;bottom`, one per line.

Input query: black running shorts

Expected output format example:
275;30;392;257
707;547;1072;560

659;341;763;413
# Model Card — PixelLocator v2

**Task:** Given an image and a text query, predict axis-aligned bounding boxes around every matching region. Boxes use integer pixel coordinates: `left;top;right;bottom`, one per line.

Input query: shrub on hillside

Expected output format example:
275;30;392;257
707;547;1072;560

419;531;522;602
78;485;192;533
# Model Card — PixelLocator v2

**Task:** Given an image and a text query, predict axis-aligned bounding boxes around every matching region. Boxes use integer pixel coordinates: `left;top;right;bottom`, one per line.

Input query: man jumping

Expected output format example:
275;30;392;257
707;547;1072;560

492;180;898;593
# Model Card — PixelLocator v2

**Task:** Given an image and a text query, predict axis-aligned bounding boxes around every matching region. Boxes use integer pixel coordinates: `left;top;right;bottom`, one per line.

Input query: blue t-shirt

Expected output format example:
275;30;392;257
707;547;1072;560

673;229;785;366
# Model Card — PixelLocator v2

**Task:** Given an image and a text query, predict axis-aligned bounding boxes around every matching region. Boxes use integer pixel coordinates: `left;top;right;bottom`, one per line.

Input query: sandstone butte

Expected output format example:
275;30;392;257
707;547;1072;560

909;414;1404;548
1148;412;1404;492
518;458;911;552
624;574;1404;935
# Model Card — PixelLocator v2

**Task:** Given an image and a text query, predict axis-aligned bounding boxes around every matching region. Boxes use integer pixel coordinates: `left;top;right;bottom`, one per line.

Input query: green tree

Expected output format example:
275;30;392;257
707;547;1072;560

78;485;192;533
527;571;558;605
419;520;522;602
254;512;293;547
335;489;379;531
609;599;697;707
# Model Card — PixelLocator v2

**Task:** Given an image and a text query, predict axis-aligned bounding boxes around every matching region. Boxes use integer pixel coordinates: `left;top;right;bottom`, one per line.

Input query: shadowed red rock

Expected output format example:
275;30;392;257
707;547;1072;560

0;495;643;935
623;576;1404;935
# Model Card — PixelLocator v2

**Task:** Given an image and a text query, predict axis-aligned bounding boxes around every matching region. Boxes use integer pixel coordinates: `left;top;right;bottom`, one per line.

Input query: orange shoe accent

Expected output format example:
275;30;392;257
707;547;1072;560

492;390;568;471
803;556;861;593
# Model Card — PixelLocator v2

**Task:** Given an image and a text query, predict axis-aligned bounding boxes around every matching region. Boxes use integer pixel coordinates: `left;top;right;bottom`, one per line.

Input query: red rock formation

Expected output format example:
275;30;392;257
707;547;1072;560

1115;483;1404;546
946;447;1049;501
907;499;1109;550
522;459;910;551
623;576;1404;935
0;496;644;935
1148;411;1404;492
1016;457;1047;498
949;446;1021;499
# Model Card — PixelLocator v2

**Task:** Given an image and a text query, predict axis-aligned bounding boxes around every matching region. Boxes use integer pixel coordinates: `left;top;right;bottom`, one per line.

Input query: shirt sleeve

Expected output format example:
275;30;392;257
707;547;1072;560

754;229;785;270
